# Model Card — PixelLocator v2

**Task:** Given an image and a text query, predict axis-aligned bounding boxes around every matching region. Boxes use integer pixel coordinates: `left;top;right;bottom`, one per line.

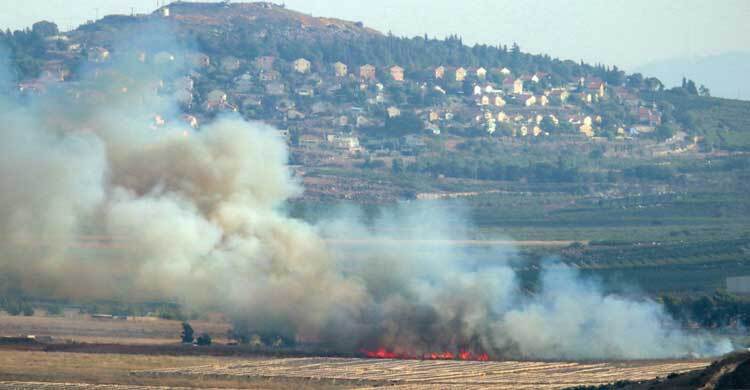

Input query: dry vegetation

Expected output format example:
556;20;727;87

0;313;230;345
134;356;711;389
0;351;249;388
0;314;715;389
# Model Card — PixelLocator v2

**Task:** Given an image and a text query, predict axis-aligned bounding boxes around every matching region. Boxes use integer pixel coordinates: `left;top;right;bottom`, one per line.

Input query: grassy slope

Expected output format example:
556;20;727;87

648;92;750;150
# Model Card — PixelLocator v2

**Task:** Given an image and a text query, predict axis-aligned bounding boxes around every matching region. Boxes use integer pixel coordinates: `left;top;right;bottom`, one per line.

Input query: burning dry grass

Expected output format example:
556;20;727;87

134;356;712;389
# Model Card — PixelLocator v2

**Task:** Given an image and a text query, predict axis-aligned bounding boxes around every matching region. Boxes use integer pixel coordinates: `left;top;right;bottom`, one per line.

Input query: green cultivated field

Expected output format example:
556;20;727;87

293;147;750;297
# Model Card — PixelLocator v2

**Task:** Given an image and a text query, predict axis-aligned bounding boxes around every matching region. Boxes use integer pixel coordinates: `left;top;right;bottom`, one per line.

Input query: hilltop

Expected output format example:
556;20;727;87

1;1;749;205
156;1;379;35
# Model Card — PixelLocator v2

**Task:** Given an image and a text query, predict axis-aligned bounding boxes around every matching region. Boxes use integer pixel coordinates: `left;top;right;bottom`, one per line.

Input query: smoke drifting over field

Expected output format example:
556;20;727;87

0;42;732;360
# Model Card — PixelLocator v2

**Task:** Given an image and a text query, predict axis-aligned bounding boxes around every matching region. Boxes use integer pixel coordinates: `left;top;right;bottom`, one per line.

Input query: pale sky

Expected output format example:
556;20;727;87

1;0;749;70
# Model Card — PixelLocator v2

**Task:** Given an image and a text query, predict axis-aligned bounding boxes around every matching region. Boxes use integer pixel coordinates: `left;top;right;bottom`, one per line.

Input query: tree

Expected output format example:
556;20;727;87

589;147;605;159
539;116;558;133
510;42;521;57
652;124;677;142
682;77;699;95
383;111;424;136
196;333;212;346
558;121;577;134
31;21;58;37
627;73;644;89
391;158;404;175
46;304;63;316
181;322;194;343
21;302;34;316
3;299;21;316
686;79;698;95
644;77;663;92
699;84;711;97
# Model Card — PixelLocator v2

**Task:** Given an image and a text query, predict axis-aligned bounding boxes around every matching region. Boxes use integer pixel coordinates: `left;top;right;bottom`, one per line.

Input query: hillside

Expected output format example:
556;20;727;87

0;1;748;203
644;91;750;151
570;351;750;389
155;2;605;78
1;1;748;203
7;2;630;85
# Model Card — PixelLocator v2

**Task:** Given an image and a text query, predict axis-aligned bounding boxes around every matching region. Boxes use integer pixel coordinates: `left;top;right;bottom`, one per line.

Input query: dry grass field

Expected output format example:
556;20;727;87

0;350;250;388
134;356;711;389
0;352;711;389
0;313;231;345
0;314;714;389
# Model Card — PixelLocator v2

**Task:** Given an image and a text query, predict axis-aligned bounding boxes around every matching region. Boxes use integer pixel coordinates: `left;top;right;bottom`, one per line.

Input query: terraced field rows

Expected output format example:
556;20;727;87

134;357;711;389
0;383;194;389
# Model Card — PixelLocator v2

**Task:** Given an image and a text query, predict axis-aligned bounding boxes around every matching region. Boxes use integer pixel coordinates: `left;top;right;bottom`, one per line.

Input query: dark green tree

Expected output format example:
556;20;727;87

652;124;677;142
31;21;58;37
540;116;558;133
181;322;195;343
21;302;34;316
698;84;711;97
196;333;212;346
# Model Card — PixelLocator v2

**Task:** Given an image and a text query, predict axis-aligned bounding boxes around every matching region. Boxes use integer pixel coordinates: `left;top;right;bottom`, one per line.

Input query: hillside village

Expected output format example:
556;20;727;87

5;1;741;201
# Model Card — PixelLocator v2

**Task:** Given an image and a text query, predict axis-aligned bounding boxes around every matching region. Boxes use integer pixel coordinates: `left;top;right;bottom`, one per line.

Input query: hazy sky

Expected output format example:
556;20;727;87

1;0;748;70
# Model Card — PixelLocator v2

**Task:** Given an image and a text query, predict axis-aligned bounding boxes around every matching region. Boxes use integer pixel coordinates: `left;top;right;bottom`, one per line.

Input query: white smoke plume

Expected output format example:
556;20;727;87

0;38;733;360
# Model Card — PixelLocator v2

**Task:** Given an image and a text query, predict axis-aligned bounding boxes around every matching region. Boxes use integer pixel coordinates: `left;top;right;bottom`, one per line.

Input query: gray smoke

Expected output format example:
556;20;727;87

0;42;733;360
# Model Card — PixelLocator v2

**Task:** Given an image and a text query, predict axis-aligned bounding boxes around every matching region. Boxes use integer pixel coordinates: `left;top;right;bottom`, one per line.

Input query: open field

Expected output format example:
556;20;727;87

0;350;265;389
0;314;718;389
0;314;230;345
0;351;711;390
133;356;711;389
294;181;750;295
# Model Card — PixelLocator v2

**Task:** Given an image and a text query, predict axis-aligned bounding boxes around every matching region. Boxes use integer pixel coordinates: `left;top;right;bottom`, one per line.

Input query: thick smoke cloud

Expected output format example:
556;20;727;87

0;34;732;360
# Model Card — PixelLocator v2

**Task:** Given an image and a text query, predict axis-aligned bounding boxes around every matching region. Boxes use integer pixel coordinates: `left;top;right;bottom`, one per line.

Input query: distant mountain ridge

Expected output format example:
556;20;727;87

635;52;750;101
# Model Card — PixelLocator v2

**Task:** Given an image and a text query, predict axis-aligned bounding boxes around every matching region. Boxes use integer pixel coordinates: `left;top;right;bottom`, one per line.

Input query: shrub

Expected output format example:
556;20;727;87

46;304;63;316
196;333;212;346
21;302;34;316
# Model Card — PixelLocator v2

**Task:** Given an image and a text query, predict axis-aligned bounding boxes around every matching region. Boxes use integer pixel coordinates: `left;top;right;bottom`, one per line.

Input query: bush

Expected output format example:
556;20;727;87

21;302;34;316
623;165;674;181
196;333;212;346
46;304;63;316
4;301;21;316
156;304;185;321
0;299;33;316
649;124;677;141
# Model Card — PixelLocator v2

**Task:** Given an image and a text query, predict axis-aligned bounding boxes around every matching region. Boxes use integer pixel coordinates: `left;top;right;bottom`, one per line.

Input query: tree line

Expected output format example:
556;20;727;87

661;292;750;328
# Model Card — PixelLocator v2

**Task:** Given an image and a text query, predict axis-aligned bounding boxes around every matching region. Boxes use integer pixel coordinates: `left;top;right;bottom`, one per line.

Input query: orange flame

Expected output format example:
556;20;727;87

361;348;490;361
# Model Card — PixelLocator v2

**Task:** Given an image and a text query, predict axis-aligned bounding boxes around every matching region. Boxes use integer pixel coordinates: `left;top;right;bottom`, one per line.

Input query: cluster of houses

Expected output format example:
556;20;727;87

17;36;665;159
